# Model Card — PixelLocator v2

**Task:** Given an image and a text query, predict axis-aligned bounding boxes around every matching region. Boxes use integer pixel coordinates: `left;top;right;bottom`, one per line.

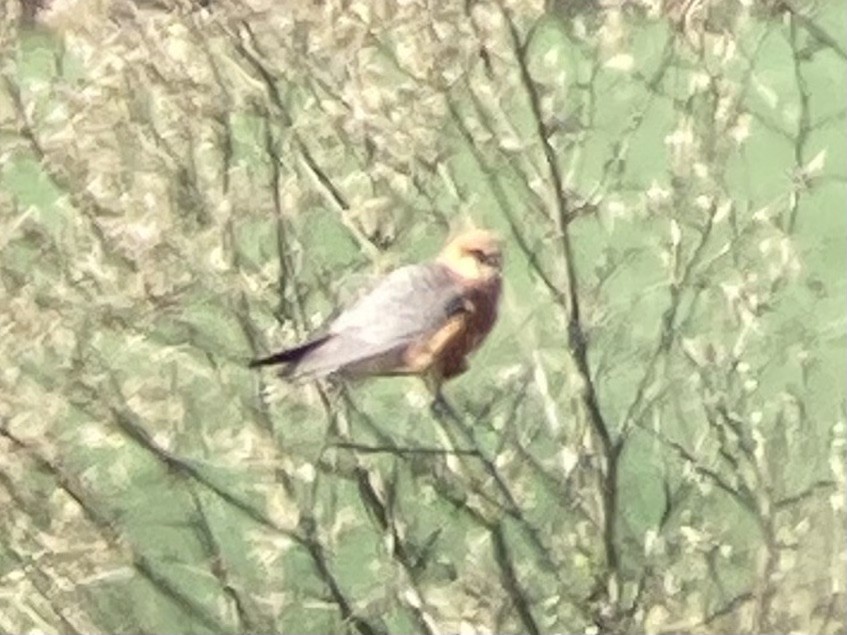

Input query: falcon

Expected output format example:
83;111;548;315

250;229;503;405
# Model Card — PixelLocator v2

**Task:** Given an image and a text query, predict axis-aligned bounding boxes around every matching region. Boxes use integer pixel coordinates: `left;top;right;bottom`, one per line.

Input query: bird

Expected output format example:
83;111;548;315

249;228;503;409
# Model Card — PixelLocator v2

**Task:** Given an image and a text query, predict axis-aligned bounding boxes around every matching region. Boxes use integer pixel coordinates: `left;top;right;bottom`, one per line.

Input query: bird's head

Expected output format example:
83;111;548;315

437;229;503;283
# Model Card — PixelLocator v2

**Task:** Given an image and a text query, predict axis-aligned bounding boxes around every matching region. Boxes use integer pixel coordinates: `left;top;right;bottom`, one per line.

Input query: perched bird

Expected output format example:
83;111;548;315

250;228;503;406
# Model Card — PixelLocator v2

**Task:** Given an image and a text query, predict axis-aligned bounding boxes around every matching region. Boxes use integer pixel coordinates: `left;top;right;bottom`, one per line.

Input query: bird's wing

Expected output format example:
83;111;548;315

291;263;465;379
330;264;463;339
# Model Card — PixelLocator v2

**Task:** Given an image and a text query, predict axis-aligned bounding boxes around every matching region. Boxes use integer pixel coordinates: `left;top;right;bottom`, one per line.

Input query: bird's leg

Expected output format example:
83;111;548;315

424;372;461;421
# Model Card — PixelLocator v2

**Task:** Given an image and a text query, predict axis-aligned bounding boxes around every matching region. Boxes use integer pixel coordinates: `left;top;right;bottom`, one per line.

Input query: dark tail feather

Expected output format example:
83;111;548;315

249;336;330;370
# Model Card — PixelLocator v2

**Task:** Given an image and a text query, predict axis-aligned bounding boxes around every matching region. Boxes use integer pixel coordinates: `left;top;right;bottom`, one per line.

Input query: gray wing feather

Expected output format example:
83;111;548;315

291;264;463;379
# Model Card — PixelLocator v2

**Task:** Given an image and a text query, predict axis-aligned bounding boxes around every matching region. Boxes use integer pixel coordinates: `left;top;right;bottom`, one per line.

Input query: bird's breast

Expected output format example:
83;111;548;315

439;277;501;379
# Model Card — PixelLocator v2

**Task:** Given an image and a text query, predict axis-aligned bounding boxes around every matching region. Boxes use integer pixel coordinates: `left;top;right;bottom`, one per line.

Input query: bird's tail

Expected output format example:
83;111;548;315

248;336;330;372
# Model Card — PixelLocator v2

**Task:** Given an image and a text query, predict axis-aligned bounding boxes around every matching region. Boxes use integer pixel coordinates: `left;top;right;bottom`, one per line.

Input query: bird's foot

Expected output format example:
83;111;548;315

430;391;460;421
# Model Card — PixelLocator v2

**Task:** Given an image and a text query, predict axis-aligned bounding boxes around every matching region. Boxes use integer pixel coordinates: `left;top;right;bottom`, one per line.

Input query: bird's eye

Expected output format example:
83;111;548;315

469;249;501;268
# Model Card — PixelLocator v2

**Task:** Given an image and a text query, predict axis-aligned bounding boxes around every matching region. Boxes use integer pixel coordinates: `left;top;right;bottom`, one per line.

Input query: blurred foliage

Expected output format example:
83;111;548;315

0;0;844;633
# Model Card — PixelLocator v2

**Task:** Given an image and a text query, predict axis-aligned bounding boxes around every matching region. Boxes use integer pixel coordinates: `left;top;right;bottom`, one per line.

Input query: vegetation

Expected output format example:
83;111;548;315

1;0;844;632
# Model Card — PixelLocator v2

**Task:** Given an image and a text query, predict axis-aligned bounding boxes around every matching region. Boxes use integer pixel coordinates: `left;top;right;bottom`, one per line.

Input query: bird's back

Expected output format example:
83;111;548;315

286;263;465;380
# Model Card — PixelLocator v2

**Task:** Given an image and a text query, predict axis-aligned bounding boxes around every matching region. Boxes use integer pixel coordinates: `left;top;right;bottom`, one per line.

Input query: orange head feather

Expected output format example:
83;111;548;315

436;229;503;282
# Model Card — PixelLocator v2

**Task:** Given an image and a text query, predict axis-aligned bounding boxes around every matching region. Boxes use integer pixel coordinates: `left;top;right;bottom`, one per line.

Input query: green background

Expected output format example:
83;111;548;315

1;1;844;633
